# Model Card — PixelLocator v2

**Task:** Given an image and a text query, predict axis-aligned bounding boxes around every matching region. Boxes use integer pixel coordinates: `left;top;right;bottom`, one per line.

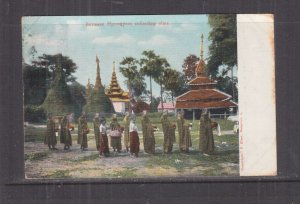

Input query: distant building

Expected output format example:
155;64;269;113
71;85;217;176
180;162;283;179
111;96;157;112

157;102;175;113
175;34;237;119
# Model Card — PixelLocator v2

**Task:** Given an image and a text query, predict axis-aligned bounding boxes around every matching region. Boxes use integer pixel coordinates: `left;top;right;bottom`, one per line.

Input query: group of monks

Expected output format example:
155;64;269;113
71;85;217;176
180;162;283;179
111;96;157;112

44;108;215;157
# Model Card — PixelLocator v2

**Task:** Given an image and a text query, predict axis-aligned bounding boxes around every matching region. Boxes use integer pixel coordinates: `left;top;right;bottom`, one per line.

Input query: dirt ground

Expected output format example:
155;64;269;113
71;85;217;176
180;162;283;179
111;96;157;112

25;129;239;179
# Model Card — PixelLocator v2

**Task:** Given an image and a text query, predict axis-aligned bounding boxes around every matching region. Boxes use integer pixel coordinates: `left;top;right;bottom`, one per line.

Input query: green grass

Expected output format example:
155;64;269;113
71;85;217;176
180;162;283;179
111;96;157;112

213;118;236;131
146;153;197;171
48;167;137;178
146;133;238;175
24;126;46;142
103;167;137;178
48;169;72;178
71;153;100;162
25;117;239;177
25;151;49;161
146;145;238;173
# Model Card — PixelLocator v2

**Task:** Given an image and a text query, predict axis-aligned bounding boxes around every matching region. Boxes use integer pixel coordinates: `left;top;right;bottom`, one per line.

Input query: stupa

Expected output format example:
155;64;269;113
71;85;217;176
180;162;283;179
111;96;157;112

83;56;115;114
41;54;75;115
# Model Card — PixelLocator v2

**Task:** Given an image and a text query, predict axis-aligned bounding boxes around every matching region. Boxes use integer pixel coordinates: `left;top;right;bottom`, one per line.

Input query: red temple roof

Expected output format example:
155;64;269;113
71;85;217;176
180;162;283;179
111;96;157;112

188;77;217;85
176;89;230;101
175;100;237;109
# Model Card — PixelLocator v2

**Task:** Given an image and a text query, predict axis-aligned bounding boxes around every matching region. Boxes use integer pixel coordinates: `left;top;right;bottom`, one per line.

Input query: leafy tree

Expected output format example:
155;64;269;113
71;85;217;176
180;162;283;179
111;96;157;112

153;57;170;111
119;57;146;99
207;14;237;100
149;96;160;113
68;81;86;117
131;99;150;114
163;68;186;106
24;105;46;122
23;63;48;105
28;46;37;61
216;76;238;102
182;54;199;81
207;14;237;76
140;50;165;109
32;53;78;84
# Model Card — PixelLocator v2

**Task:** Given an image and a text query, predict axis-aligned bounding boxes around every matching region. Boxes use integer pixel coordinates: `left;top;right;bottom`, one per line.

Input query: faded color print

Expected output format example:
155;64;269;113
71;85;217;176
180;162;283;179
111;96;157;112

23;14;275;179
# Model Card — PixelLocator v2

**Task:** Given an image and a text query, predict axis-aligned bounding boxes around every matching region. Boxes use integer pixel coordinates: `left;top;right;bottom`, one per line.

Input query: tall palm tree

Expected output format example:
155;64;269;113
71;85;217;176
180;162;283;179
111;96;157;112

120;57;146;112
163;68;182;107
153;57;170;111
140;50;166;111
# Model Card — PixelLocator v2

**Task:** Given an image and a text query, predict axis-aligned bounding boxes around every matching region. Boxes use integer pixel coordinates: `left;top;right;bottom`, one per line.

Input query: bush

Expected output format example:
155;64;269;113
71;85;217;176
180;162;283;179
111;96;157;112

24;105;46;122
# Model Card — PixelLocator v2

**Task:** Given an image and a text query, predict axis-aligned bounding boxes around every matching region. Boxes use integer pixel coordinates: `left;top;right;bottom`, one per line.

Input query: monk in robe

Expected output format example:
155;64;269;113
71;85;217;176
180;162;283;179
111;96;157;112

141;110;149;145
60;114;72;150
44;114;57;150
109;114;122;153
177;112;192;153
145;123;156;154
93;113;100;151
77;114;82;145
182;124;192;152
199;109;214;154
123;112;130;152
141;111;155;154
161;112;174;154
129;116;140;157
79;113;89;151
99;117;110;157
177;112;184;151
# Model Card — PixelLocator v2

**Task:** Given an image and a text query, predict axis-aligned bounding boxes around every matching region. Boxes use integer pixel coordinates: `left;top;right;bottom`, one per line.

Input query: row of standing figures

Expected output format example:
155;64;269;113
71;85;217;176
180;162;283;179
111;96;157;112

44;109;216;158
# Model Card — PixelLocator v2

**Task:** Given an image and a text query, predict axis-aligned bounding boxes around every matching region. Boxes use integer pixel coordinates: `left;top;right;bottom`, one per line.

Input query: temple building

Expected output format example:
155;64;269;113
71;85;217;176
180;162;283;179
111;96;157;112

105;61;130;113
175;34;237;119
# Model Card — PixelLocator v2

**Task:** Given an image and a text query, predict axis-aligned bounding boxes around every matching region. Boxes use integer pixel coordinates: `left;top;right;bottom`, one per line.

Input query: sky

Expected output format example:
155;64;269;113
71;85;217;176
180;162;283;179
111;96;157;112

22;15;212;97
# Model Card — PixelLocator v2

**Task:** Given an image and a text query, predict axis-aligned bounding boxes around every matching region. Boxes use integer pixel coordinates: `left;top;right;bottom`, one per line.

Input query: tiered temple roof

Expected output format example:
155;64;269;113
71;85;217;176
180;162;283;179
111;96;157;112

175;34;237;109
105;61;129;102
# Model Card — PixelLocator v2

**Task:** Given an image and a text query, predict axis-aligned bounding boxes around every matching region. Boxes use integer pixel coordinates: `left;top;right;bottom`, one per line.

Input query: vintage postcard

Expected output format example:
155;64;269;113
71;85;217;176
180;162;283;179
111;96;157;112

22;14;276;179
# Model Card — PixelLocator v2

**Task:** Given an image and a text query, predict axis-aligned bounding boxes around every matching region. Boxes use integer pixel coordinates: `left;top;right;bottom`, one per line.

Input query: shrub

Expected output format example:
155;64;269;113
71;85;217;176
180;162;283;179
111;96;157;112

24;105;46;122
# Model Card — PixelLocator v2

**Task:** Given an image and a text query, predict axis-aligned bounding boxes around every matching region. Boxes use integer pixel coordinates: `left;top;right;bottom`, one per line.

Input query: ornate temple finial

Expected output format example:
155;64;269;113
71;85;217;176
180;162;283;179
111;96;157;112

96;55;100;64
200;33;204;60
94;55;102;89
106;60;125;96
195;34;206;77
96;55;100;75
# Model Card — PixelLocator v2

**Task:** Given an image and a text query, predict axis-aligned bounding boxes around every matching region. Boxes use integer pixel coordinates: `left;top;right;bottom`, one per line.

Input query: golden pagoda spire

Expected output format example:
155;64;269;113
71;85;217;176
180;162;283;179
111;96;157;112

195;34;206;77
200;33;204;60
94;55;102;90
106;61;124;97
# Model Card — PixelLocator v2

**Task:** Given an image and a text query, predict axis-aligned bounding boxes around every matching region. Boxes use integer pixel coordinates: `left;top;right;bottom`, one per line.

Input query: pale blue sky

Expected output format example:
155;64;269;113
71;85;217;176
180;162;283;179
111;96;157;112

22;15;212;97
